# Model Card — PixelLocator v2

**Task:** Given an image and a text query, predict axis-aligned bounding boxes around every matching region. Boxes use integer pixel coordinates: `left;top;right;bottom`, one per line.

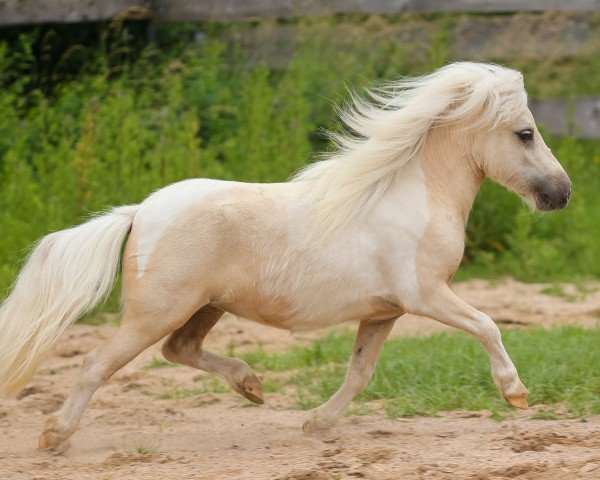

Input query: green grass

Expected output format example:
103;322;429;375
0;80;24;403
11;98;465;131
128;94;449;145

156;378;230;399
77;311;120;326
531;409;559;420
240;327;600;418
143;356;177;370
538;283;595;303
135;444;155;455
540;283;569;298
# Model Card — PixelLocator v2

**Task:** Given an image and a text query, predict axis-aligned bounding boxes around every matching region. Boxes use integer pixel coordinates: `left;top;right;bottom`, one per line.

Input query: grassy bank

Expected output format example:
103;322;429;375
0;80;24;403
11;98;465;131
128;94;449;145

1;18;599;299
237;326;599;418
142;326;600;419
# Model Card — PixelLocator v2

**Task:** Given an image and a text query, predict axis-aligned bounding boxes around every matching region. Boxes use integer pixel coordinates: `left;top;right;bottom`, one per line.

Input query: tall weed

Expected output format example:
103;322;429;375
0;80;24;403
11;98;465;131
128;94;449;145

0;21;598;301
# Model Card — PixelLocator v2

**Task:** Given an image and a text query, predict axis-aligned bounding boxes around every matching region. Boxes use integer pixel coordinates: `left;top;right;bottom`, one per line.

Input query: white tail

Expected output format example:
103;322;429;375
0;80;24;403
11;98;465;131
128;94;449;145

0;205;138;395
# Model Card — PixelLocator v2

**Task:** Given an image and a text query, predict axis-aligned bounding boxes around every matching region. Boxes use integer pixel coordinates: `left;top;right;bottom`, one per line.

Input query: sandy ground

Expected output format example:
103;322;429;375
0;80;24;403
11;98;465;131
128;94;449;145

0;278;599;479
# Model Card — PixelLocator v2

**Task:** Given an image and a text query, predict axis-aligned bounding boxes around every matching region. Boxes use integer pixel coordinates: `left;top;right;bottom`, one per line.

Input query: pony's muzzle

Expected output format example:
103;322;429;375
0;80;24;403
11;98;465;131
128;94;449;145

534;174;571;211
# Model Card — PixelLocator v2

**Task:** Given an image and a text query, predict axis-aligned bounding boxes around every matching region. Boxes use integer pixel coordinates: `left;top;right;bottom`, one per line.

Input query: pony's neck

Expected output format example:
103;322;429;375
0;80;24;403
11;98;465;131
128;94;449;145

419;126;484;224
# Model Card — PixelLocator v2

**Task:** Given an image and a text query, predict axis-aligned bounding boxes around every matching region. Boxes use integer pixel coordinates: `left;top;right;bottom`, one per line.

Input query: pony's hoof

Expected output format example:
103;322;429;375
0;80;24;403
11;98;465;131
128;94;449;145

240;374;264;405
302;416;335;435
38;417;68;451
38;429;63;450
302;418;317;435
506;395;529;409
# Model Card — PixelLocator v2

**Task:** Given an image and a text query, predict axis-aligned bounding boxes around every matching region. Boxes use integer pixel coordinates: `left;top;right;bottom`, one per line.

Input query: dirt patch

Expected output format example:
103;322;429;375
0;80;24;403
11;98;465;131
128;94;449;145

2;407;598;479
508;430;581;453
0;279;599;479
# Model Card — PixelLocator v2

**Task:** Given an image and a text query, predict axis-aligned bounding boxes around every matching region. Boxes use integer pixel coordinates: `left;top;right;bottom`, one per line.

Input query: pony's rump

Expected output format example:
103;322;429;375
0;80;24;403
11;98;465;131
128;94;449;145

0;205;138;395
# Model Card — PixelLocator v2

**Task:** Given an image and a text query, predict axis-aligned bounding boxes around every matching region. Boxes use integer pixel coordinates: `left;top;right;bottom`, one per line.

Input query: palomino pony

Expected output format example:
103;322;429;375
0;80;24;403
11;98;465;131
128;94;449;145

0;62;571;449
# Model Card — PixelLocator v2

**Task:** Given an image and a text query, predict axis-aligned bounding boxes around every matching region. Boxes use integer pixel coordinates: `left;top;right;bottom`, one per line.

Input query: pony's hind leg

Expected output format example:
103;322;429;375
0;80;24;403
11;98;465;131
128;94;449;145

38;301;200;450
303;318;396;434
162;305;264;404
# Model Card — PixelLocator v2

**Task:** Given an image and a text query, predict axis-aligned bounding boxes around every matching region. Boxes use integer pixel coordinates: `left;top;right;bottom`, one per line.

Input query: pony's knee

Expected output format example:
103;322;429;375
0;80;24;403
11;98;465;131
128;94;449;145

474;313;501;342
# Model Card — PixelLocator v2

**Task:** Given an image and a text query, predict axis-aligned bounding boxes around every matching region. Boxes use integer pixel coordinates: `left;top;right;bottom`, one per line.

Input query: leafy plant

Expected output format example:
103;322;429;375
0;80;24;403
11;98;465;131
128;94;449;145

0;19;598;303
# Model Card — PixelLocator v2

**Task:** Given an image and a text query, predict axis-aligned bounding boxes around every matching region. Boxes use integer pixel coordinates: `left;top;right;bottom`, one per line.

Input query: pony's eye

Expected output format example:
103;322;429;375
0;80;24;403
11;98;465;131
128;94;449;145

516;129;534;142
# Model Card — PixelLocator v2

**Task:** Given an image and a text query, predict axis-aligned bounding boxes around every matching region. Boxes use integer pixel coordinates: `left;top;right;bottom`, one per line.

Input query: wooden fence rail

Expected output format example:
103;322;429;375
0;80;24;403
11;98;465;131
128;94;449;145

0;1;599;26
530;98;600;140
1;1;598;138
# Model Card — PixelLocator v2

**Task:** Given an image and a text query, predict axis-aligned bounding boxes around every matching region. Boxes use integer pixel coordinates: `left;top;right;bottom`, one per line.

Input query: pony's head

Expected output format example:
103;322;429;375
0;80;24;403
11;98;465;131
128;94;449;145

295;62;572;241
446;63;571;211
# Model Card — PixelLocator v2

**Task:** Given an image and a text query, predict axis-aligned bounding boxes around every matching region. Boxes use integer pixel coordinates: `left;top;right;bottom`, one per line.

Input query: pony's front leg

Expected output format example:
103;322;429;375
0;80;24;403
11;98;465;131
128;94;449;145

302;318;396;434
416;284;528;408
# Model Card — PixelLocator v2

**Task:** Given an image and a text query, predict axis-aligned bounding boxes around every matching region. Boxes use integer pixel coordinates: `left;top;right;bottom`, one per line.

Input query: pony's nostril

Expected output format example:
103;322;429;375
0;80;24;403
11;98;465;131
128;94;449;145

540;193;551;207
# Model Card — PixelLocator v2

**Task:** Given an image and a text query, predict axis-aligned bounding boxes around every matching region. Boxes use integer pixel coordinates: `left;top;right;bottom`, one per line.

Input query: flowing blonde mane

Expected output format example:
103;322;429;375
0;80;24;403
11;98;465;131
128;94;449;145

293;62;527;239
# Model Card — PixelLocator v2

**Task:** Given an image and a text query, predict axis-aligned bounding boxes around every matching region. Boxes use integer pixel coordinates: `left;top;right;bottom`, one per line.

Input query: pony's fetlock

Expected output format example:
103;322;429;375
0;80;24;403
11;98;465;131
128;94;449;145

38;416;73;451
302;411;338;435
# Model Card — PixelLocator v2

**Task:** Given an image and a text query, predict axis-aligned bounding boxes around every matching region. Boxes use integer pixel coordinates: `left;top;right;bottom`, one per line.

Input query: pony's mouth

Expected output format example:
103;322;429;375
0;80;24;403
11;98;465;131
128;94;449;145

533;177;572;211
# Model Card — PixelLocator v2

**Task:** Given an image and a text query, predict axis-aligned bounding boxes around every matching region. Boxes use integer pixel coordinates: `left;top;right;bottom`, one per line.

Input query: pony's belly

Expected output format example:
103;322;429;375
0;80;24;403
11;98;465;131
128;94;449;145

216;301;292;330
216;293;403;332
289;294;403;331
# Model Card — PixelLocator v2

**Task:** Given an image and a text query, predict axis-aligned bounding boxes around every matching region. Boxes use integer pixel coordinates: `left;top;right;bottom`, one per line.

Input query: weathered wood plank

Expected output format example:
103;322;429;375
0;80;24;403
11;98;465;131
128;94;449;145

157;1;600;21
1;2;598;139
0;1;153;26
0;0;599;26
